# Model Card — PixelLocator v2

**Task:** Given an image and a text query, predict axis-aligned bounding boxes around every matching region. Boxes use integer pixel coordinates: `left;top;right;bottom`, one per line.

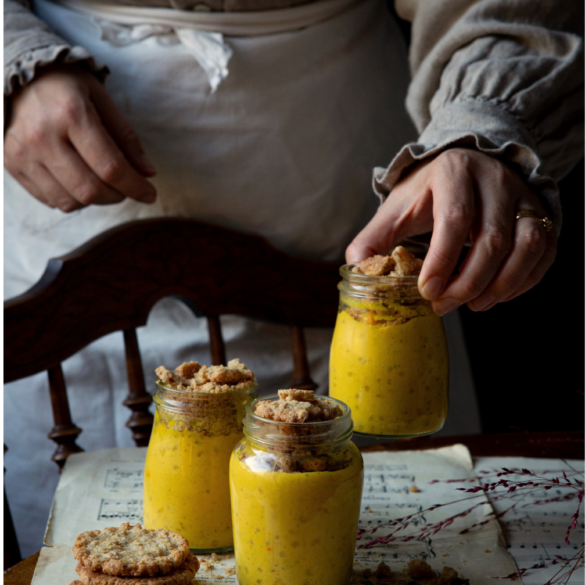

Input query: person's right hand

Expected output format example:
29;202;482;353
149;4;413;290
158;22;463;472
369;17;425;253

4;63;157;212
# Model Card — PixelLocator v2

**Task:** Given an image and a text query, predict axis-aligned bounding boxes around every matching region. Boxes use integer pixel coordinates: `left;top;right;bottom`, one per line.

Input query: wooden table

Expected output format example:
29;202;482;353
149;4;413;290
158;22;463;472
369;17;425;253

5;431;583;584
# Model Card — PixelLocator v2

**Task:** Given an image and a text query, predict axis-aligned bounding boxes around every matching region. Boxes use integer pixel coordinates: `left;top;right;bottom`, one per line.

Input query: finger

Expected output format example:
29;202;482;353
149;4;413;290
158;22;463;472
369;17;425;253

45;141;127;206
432;172;515;316
418;164;475;302
8;169;55;209
346;172;436;264
500;227;557;303
90;87;156;177
28;162;85;212
67;103;157;203
467;208;548;311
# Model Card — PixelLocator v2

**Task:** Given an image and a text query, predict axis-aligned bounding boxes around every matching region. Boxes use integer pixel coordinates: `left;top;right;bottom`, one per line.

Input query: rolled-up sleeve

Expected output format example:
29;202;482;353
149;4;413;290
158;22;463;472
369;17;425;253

375;0;584;231
4;0;108;95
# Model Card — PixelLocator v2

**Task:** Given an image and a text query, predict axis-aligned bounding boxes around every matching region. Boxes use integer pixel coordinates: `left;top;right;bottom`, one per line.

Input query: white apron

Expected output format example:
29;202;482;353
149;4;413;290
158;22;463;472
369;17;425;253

4;0;481;555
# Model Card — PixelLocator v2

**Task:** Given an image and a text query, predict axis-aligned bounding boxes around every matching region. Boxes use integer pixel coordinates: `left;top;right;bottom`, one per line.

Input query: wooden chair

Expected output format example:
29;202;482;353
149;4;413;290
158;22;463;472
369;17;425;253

3;218;340;569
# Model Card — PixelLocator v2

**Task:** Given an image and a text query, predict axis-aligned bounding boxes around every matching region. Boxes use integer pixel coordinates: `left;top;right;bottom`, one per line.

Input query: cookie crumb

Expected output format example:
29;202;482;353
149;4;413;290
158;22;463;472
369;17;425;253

374;561;392;577
409;485;421;493
407;559;435;579
391;246;423;276
353;246;423;277
438;567;458;585
224;567;236;576
174;361;201;379
355;255;396;276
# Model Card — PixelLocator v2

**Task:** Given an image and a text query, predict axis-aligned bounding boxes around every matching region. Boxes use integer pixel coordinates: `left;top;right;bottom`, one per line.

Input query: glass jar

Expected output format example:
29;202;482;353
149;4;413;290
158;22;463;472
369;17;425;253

230;395;364;585
143;381;256;553
329;265;449;437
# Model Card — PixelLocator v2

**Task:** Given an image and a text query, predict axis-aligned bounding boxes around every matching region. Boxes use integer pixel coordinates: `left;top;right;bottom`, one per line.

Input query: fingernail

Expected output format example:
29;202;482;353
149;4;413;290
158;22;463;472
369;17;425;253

433;298;461;317
469;296;495;312
420;276;444;300
138;153;156;175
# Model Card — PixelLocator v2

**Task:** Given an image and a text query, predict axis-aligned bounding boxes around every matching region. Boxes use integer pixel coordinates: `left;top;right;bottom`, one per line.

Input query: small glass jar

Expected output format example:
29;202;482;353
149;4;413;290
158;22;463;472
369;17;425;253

230;395;364;585
143;381;256;553
329;265;449;438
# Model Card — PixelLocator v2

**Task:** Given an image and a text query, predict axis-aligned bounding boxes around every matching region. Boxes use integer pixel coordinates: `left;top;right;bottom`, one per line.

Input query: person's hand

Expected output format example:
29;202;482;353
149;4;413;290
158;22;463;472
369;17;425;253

346;148;557;315
4;63;157;212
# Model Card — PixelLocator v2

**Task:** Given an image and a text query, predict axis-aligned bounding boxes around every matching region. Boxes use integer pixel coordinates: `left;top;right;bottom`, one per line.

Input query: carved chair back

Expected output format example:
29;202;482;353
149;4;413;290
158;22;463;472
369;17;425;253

3;218;340;567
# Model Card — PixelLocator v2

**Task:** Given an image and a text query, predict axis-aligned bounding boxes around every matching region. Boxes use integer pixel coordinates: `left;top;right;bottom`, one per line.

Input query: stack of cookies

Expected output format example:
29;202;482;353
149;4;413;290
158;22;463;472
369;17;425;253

70;523;199;585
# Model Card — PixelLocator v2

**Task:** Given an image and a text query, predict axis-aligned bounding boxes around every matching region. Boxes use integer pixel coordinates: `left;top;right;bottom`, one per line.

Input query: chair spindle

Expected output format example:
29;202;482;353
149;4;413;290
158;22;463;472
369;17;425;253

207;316;226;365
290;325;318;390
4;445;22;570
122;329;154;447
47;365;83;470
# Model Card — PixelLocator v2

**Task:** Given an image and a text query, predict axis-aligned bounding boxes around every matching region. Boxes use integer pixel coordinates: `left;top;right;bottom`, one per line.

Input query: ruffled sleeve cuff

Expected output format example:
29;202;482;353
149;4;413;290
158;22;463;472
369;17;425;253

5;43;109;95
373;97;562;234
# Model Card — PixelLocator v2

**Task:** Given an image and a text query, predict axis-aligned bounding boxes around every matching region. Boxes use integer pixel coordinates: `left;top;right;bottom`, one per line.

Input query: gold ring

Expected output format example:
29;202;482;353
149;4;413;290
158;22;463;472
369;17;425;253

515;210;553;232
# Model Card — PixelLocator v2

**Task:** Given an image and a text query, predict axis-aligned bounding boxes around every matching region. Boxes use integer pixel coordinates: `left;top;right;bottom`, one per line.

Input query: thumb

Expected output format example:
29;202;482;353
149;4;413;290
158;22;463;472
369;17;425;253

90;84;156;177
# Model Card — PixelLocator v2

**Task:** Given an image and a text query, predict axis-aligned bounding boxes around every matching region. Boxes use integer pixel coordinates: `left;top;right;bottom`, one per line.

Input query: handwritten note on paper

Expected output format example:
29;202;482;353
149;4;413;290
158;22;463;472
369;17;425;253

34;445;523;585
475;456;585;585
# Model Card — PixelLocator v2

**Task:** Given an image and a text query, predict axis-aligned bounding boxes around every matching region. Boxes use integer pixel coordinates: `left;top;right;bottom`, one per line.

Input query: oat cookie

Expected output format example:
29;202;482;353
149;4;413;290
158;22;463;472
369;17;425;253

75;554;199;585
72;524;189;577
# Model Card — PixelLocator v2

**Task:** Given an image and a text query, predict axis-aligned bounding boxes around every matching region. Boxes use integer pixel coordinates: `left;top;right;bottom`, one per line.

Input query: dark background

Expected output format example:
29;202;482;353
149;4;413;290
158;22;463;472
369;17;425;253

387;2;584;434
459;159;585;433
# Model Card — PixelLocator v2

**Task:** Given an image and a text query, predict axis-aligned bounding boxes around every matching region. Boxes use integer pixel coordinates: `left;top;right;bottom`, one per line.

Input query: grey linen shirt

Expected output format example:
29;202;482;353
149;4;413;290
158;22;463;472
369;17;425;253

4;0;584;229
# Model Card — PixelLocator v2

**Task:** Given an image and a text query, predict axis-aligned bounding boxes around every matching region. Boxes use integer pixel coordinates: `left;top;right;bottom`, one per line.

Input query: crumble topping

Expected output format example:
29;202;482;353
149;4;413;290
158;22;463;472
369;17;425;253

345;247;429;326
156;358;256;394
254;390;343;423
242;390;351;473
352;246;423;277
154;359;256;437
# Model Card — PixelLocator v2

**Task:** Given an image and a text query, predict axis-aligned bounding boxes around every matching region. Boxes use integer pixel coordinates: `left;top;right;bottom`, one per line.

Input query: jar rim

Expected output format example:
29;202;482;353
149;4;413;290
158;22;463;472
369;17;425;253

155;379;258;394
340;264;419;283
154;380;258;409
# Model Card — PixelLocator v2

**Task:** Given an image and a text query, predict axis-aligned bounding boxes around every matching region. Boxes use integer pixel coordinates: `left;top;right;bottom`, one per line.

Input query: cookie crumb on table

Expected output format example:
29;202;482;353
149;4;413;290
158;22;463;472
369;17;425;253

438;567;459;585
407;559;435;579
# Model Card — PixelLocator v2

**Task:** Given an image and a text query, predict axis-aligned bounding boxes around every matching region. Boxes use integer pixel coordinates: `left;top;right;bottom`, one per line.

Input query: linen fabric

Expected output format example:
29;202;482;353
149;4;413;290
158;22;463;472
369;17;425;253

5;0;584;219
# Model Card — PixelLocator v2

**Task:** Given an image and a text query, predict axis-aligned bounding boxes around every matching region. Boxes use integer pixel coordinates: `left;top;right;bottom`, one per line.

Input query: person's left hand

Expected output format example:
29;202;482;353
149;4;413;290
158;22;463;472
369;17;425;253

346;148;557;316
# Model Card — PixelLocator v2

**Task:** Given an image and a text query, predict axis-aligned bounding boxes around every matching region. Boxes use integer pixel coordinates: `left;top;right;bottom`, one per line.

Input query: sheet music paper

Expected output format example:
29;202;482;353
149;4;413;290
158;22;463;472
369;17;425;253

474;456;584;585
32;446;580;585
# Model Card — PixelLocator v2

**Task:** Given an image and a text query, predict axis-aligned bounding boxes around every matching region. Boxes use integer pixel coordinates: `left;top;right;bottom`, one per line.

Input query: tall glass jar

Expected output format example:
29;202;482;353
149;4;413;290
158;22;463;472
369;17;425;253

230;395;364;585
143;381;256;553
330;265;449;437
